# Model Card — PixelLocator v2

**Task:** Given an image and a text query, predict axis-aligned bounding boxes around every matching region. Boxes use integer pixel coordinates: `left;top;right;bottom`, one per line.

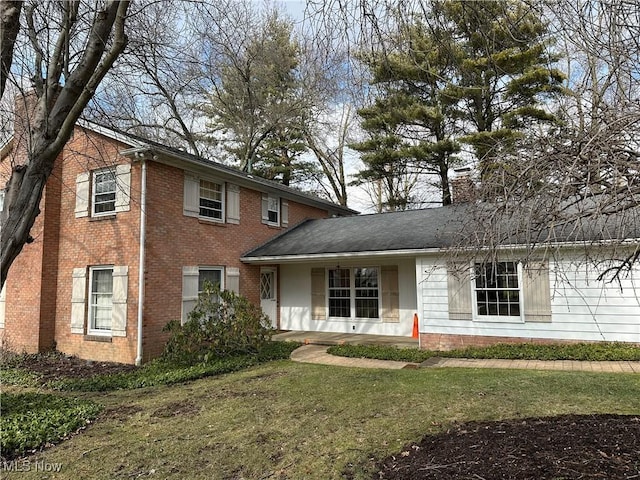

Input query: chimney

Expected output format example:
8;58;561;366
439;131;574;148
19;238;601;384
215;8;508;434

451;167;476;203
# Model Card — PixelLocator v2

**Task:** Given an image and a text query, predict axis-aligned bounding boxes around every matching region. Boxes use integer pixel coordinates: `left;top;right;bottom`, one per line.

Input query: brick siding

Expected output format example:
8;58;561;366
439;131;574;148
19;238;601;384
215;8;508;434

1;124;333;364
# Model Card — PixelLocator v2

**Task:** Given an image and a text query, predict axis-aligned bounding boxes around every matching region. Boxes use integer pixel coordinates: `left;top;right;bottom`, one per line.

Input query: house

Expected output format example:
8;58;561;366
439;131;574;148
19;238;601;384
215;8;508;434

0;111;355;364
242;205;640;349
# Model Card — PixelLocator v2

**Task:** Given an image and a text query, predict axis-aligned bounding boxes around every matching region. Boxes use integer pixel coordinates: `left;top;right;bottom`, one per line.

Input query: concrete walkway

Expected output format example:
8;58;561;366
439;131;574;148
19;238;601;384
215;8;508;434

286;342;640;373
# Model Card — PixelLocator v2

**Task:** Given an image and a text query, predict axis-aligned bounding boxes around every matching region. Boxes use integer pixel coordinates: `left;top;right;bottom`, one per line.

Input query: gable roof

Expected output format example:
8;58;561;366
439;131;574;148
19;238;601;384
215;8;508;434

77;120;357;217
242;203;640;262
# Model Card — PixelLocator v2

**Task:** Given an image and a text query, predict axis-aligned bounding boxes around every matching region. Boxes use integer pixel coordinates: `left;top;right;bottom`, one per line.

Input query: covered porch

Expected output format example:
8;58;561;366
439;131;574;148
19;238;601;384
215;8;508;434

273;331;419;348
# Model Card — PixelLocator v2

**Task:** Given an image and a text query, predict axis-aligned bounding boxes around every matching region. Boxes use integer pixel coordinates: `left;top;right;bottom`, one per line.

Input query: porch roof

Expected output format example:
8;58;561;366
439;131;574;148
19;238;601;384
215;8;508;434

242;203;640;262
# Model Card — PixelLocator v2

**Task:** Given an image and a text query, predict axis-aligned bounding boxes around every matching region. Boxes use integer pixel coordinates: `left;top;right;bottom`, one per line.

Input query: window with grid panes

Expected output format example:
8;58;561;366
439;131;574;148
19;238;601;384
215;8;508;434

92;169;116;215
328;268;351;317
474;261;521;317
89;267;113;333
328;267;380;319
199;180;223;219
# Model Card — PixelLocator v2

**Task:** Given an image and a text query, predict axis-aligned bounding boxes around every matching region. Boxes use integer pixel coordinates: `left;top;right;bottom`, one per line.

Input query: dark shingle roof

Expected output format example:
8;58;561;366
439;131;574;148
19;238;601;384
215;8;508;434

243;203;640;259
243;206;469;258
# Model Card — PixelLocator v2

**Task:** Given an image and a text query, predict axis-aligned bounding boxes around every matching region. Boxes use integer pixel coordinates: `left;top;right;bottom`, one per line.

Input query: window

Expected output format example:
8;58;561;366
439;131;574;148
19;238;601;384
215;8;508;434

328;267;379;319
199;179;224;220
261;193;288;227
92;169;116;215
89;267;113;334
0;189;4;212
354;268;379;319
474;261;521;318
198;268;223;294
267;195;279;224
328;268;351;317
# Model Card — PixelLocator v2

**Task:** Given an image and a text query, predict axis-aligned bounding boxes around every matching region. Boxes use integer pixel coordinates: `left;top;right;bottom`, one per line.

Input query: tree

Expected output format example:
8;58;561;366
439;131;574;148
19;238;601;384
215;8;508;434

352;16;462;207
437;0;565;184
200;6;312;181
87;1;205;157
1;0;130;290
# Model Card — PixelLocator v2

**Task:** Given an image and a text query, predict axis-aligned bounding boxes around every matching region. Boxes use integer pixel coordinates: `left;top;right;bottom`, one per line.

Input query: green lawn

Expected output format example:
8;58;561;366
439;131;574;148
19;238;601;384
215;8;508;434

4;361;639;479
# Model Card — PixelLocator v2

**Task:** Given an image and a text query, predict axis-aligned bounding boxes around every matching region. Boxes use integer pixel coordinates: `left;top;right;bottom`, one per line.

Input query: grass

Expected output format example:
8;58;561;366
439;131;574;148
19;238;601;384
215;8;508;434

327;342;640;363
3;361;639;479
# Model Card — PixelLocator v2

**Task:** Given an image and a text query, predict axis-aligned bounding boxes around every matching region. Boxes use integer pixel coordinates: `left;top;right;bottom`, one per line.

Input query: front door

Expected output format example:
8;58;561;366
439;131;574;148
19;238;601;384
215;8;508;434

260;268;277;328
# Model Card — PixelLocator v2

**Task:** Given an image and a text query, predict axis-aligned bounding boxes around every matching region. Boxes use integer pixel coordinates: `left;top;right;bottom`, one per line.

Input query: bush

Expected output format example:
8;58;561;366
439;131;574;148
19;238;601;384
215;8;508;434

162;283;274;365
0;393;101;459
327;342;640;363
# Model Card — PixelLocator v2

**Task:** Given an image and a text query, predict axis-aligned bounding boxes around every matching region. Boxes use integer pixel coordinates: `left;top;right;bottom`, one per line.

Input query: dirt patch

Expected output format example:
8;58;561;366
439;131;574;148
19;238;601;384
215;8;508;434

151;400;201;418
4;351;136;381
374;414;640;480
101;405;145;422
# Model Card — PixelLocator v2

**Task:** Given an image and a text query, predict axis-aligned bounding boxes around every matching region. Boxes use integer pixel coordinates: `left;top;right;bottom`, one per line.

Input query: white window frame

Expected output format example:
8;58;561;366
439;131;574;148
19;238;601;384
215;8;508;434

472;261;524;323
267;194;280;225
198;267;224;294
92;168;117;217
199;178;225;221
327;267;381;321
88;266;114;335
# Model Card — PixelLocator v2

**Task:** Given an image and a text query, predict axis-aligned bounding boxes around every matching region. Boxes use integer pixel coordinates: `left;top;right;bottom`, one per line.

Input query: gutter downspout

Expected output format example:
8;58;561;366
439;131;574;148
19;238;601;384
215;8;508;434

135;158;147;366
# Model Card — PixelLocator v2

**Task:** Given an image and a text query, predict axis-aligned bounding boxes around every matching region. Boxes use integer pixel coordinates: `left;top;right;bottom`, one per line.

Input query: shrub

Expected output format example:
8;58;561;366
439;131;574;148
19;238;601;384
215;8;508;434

161;283;274;365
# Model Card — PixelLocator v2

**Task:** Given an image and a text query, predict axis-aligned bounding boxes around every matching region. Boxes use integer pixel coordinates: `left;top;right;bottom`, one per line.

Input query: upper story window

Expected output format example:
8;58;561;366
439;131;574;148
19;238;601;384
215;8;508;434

199;179;224;220
93;169;117;216
474;261;521;318
261;193;288;227
75;164;131;219
184;173;234;223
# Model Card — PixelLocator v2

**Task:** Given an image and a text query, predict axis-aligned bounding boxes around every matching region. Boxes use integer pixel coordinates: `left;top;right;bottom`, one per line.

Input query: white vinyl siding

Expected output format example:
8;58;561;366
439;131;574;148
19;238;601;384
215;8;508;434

280;260;416;336
418;254;640;344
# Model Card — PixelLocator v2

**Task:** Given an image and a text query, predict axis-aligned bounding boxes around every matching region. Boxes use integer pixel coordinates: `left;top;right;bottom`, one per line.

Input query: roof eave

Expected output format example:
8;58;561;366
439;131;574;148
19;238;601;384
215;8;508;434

241;248;444;264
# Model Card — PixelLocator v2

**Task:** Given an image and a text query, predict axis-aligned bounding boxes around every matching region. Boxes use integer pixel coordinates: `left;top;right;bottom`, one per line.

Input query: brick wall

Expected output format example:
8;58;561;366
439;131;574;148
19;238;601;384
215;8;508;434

420;332;596;351
51;128;141;364
141;161;331;361
2;123;338;364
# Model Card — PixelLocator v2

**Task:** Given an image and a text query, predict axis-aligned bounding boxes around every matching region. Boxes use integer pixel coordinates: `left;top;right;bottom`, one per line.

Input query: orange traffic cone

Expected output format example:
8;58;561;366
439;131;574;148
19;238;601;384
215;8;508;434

412;313;419;338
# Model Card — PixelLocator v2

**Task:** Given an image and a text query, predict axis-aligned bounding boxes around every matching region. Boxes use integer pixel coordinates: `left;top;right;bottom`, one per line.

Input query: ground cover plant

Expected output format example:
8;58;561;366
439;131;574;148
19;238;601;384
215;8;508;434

0;392;101;460
3;360;638;479
327;342;640;363
0;341;299;392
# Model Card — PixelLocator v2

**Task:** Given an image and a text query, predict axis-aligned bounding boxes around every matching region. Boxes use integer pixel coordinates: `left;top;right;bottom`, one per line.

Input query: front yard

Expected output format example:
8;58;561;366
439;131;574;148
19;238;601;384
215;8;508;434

2;357;639;479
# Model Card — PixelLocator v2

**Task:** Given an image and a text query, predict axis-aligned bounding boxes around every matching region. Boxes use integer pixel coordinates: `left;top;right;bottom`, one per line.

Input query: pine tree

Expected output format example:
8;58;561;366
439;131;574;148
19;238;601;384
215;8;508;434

352;18;461;207
438;0;565;182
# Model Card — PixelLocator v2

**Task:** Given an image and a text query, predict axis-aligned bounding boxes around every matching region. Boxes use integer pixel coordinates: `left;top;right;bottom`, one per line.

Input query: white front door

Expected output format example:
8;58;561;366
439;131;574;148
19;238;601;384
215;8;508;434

260;268;277;328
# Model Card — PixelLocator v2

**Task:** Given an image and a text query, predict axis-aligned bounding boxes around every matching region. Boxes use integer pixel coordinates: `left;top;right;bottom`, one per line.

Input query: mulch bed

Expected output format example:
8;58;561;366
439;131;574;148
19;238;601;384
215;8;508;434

375;414;640;479
6;352;136;381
